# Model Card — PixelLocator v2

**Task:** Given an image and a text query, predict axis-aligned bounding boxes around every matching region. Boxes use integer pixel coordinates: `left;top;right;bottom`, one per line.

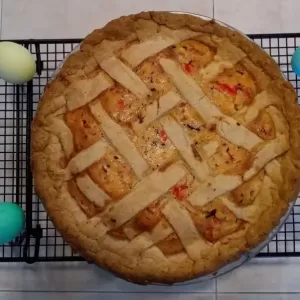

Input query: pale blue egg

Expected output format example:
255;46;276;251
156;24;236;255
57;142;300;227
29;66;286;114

291;46;300;76
0;203;25;245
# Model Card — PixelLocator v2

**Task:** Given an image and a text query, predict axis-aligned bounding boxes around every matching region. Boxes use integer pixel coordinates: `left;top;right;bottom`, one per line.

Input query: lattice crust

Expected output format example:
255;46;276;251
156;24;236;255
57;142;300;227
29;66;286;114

31;12;300;284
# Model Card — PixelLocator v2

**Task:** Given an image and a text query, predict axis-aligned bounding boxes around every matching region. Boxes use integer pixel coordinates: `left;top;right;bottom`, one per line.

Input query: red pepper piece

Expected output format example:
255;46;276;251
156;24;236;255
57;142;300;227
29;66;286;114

117;99;125;110
216;82;238;96
183;63;194;74
159;130;168;143
172;184;188;201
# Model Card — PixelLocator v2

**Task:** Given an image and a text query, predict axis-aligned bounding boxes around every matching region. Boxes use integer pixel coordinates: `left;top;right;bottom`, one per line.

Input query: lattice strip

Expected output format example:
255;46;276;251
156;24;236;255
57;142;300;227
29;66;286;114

102;235;130;256
265;159;283;185
188;174;242;207
244;91;281;124
104;162;186;228
159;58;223;122
76;174;110;208
221;175;278;223
244;106;289;180
67;140;109;175
162;199;208;260
80;215;108;242
93;35;136;62
216;116;262;150
244;137;289;181
46;117;74;159
220;196;257;222
160;115;210;181
267;106;289;136
100;56;151;99
121;29;199;68
149;220;174;243
132;91;182;132
65;73;114;111
90;100;149;179
199;39;246;82
122;232;154;259
42;95;66;116
202;140;219;158
140;247;169;265
159;58;206;105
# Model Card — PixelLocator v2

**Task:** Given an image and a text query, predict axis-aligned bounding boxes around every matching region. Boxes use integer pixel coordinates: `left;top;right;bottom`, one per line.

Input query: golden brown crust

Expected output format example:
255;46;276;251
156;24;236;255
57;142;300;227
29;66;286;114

31;12;300;284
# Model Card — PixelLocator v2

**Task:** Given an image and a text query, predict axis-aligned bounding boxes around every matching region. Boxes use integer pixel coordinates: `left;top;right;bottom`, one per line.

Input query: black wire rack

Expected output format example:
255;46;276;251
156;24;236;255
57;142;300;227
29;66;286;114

1;33;300;263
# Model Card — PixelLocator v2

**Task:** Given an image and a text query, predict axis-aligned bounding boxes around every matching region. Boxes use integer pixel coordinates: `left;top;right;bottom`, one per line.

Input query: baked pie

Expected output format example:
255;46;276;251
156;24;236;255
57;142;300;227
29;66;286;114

31;12;300;284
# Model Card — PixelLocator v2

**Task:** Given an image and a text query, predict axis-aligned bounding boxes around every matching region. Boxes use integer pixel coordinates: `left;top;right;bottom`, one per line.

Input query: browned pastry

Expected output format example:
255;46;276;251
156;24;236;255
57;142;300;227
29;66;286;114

31;11;300;284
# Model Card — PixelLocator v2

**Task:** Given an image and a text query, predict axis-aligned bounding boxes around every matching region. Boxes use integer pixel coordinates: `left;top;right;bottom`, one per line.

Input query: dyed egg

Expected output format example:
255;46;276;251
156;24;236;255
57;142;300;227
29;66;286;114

0;42;36;84
0;203;25;245
291;46;300;76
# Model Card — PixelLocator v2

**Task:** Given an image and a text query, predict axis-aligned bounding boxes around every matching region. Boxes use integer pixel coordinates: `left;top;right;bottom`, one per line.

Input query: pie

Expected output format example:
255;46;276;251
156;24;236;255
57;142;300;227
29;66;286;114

31;11;300;284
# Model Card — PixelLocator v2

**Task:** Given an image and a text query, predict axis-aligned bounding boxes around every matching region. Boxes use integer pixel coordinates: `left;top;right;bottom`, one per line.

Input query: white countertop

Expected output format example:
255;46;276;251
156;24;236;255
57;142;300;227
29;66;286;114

1;0;300;299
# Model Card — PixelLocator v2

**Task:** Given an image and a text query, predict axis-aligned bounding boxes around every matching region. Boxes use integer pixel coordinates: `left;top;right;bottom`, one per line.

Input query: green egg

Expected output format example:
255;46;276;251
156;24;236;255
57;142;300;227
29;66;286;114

0;203;25;245
0;42;36;84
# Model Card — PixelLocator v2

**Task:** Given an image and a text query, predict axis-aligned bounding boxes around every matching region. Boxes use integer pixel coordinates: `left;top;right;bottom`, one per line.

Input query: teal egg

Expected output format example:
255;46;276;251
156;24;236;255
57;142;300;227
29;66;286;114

0;203;25;245
291;46;300;76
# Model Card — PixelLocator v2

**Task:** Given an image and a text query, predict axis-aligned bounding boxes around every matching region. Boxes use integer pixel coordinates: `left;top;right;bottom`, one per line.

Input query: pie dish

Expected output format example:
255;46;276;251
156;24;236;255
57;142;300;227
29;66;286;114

31;11;300;284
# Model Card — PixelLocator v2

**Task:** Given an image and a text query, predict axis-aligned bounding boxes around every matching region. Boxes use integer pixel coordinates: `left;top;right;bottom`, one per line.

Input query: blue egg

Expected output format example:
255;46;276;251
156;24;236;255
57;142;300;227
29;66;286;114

0;203;25;245
291;46;300;76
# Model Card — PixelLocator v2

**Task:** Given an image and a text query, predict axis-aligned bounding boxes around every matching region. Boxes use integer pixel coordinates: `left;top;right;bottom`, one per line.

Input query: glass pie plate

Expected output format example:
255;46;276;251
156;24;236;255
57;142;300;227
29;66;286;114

45;11;297;285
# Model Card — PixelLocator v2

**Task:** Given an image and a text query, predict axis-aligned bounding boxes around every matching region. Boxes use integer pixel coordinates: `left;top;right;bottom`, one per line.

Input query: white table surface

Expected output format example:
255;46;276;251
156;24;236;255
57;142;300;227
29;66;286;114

1;0;300;299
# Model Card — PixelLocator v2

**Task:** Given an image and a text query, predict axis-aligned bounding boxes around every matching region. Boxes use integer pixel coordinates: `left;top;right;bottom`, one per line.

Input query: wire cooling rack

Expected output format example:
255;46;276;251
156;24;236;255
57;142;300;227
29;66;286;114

1;33;300;263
